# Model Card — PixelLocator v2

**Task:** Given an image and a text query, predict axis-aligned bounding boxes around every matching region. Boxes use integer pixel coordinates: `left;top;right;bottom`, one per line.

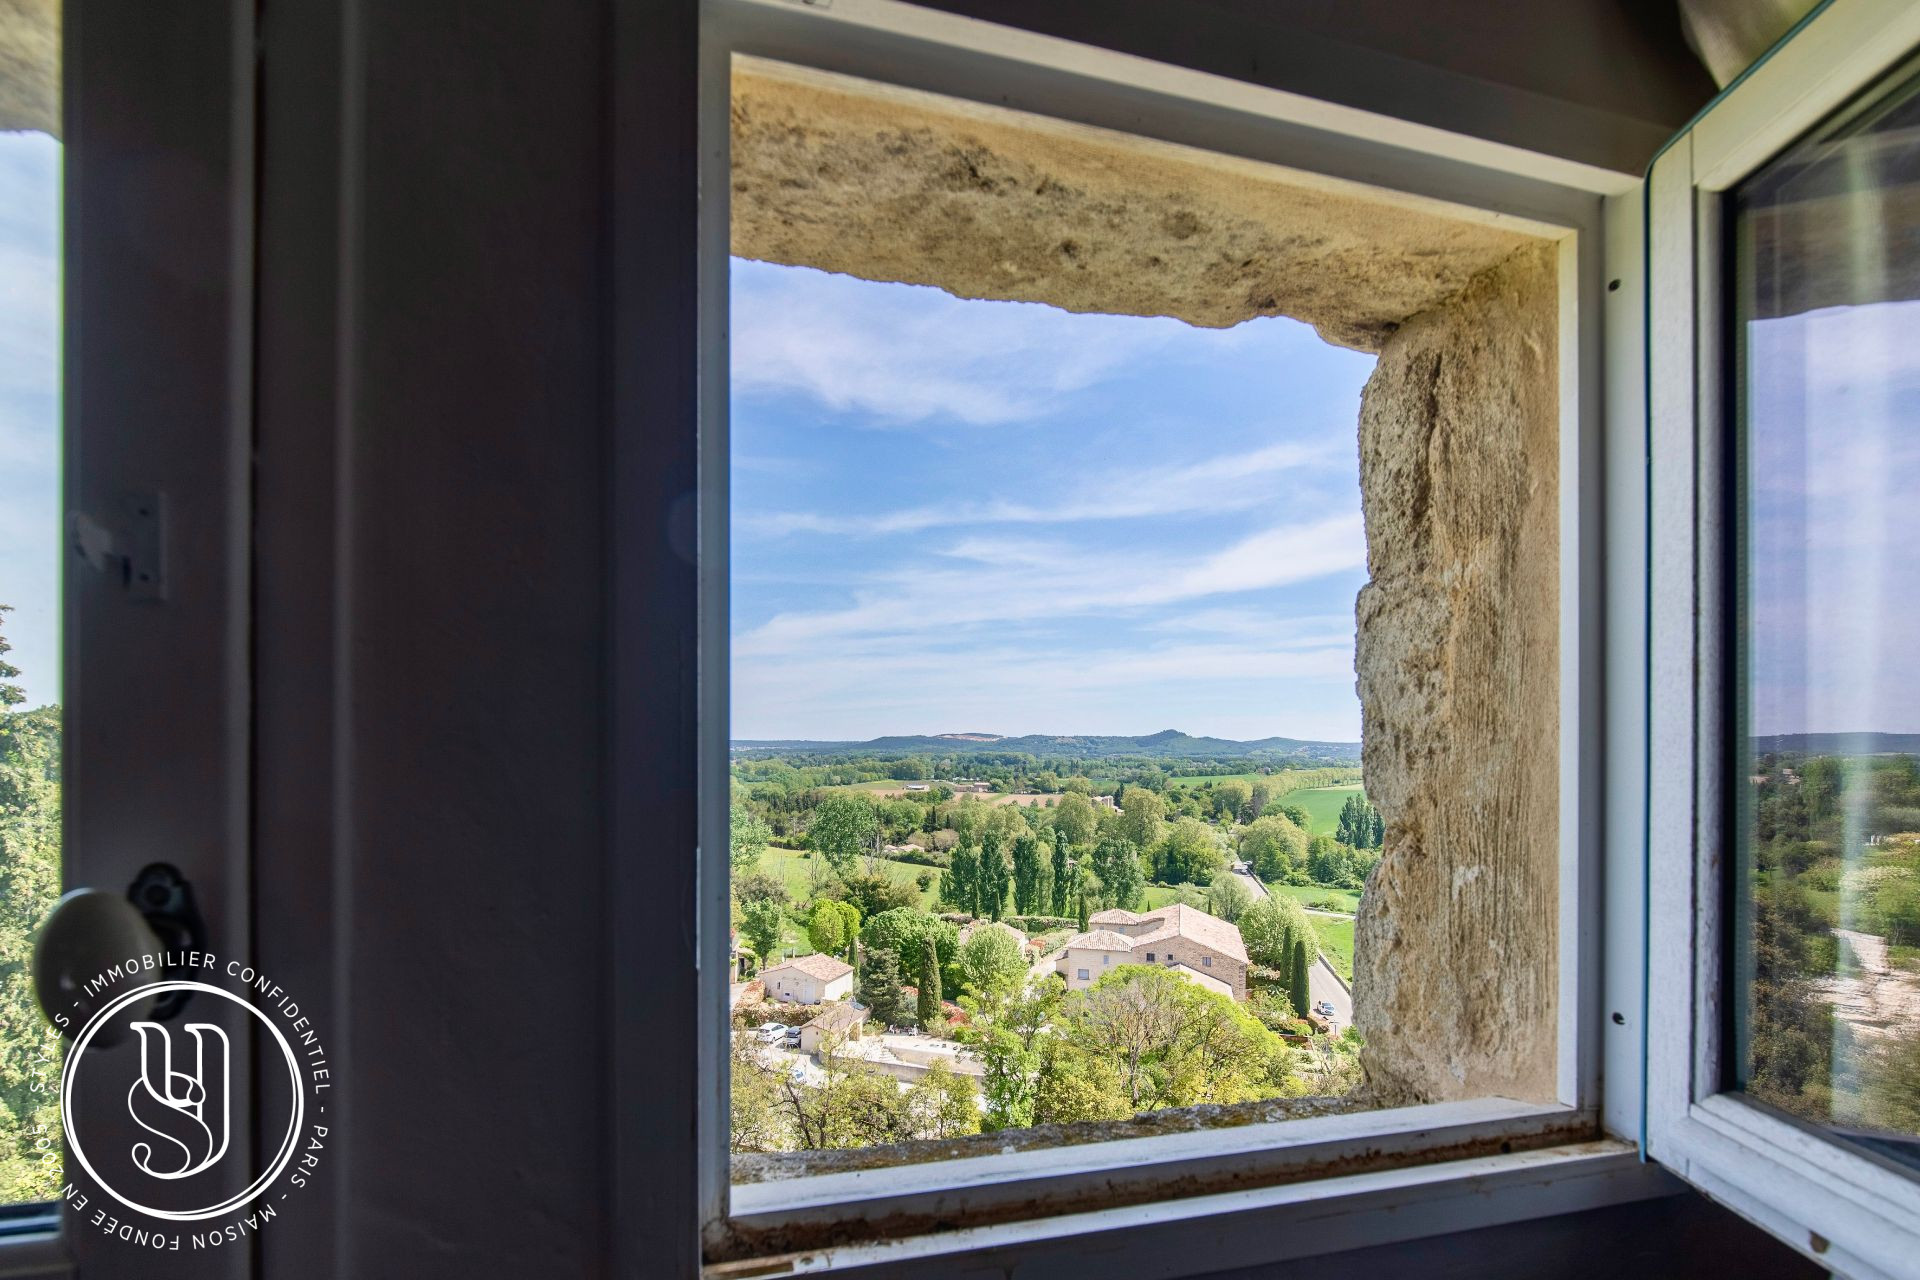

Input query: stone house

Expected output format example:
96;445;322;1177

1057;904;1251;1000
759;953;854;1005
797;1001;868;1055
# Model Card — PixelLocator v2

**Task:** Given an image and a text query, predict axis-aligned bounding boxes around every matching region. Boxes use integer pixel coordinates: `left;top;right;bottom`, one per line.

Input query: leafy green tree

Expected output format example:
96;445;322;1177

1076;885;1090;932
806;899;861;960
1119;787;1167;851
730;804;772;876
740;899;785;964
979;832;1009;921
953;977;1064;1130
734;869;788;907
859;946;911;1027
1335;794;1382;850
1156;817;1226;885
946;795;988;845
861;908;958;983
1089;836;1145;911
837;872;919;920
1204;873;1252;923
902;1059;979;1140
1306;834;1352;885
1031;1040;1132;1125
1052;791;1097;849
1289;938;1312;1018
917;946;942;1029
984;803;1031;845
809;793;877;878
1212;779;1252;823
1238;814;1307;882
1011;833;1042;914
756;1026;913;1150
1064;966;1290;1110
958;924;1027;997
728;1030;789;1152
0;607;62;1201
1239;895;1312;972
946;843;979;915
1263;800;1311;829
1051;828;1072;916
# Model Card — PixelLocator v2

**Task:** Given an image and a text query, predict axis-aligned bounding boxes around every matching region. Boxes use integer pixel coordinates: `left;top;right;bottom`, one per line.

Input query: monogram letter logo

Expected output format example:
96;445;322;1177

126;1022;231;1180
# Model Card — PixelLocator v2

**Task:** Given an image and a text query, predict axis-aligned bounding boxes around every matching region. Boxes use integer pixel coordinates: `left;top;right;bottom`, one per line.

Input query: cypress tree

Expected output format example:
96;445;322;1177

860;946;910;1028
917;945;941;1029
1076;886;1090;933
1289;938;1312;1019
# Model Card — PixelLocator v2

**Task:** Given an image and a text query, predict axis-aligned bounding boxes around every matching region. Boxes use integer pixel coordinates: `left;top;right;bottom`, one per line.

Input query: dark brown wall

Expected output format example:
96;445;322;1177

922;0;1716;174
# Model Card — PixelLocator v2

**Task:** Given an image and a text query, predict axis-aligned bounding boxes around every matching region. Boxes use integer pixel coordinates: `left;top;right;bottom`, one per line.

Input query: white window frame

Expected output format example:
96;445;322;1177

697;0;1646;1267
1643;2;1920;1276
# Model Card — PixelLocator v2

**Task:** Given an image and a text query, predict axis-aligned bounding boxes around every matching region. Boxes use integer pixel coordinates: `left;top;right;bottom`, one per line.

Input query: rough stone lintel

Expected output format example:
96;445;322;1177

0;0;58;137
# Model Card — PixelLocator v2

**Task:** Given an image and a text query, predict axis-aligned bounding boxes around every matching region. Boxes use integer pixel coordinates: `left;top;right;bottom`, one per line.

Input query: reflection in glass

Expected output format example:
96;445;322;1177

1733;59;1920;1167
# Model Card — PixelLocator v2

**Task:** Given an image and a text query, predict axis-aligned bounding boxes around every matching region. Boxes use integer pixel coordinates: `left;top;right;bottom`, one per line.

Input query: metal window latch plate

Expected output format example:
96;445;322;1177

69;489;166;601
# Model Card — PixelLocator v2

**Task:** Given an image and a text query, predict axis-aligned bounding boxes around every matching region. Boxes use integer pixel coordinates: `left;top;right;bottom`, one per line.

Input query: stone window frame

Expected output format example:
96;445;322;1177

695;0;1634;1268
1644;2;1920;1273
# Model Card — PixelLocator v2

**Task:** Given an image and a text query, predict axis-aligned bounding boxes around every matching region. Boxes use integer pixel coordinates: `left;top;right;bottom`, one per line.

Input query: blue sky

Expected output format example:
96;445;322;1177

1747;300;1920;738
0;131;60;711
730;259;1376;743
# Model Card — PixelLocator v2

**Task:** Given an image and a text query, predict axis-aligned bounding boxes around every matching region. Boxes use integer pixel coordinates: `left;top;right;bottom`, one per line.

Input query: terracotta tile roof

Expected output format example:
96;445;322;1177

1129;903;1249;964
1089;908;1146;926
1062;929;1138;952
762;953;854;983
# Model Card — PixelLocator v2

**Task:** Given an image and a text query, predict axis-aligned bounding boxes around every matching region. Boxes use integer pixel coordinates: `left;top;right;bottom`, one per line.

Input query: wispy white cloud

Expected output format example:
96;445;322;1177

739;438;1345;537
730;260;1184;426
734;512;1365;657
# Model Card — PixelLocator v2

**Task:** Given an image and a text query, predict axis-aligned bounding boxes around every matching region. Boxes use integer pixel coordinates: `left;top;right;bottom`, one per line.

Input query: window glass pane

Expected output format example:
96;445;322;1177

1733;59;1920;1170
0;118;64;1202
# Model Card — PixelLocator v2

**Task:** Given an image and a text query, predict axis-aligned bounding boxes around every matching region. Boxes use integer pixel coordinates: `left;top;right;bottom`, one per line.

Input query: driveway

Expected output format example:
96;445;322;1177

1231;866;1354;1028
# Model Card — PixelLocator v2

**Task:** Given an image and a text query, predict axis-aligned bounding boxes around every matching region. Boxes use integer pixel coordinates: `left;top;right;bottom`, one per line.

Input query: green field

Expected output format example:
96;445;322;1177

1274;784;1365;837
745;847;941;960
1267;883;1360;914
756;847;939;910
1309;914;1355;983
1140;883;1189;910
1166;771;1264;787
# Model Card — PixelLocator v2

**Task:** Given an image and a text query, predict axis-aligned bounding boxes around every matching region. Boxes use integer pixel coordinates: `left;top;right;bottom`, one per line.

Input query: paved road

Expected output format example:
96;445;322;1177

1230;866;1354;1028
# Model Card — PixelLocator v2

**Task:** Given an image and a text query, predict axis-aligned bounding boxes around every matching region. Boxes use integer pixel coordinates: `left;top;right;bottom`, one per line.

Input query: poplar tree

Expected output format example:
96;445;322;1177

979;832;1008;921
1289;938;1311;1019
947;844;979;916
1011;833;1041;915
1051;828;1071;916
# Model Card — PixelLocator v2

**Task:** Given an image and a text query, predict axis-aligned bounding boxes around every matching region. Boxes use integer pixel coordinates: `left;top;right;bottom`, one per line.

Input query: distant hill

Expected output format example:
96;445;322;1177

731;729;1361;764
1753;732;1920;756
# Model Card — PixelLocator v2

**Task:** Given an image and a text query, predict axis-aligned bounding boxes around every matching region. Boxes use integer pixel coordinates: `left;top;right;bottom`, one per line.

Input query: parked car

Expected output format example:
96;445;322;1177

1316;1002;1336;1018
756;1023;789;1044
783;1028;801;1048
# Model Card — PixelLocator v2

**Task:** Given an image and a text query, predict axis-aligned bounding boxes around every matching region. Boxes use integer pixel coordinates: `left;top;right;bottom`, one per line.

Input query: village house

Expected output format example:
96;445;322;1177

1057;903;1251;1000
759;952;854;1005
797;1000;868;1055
